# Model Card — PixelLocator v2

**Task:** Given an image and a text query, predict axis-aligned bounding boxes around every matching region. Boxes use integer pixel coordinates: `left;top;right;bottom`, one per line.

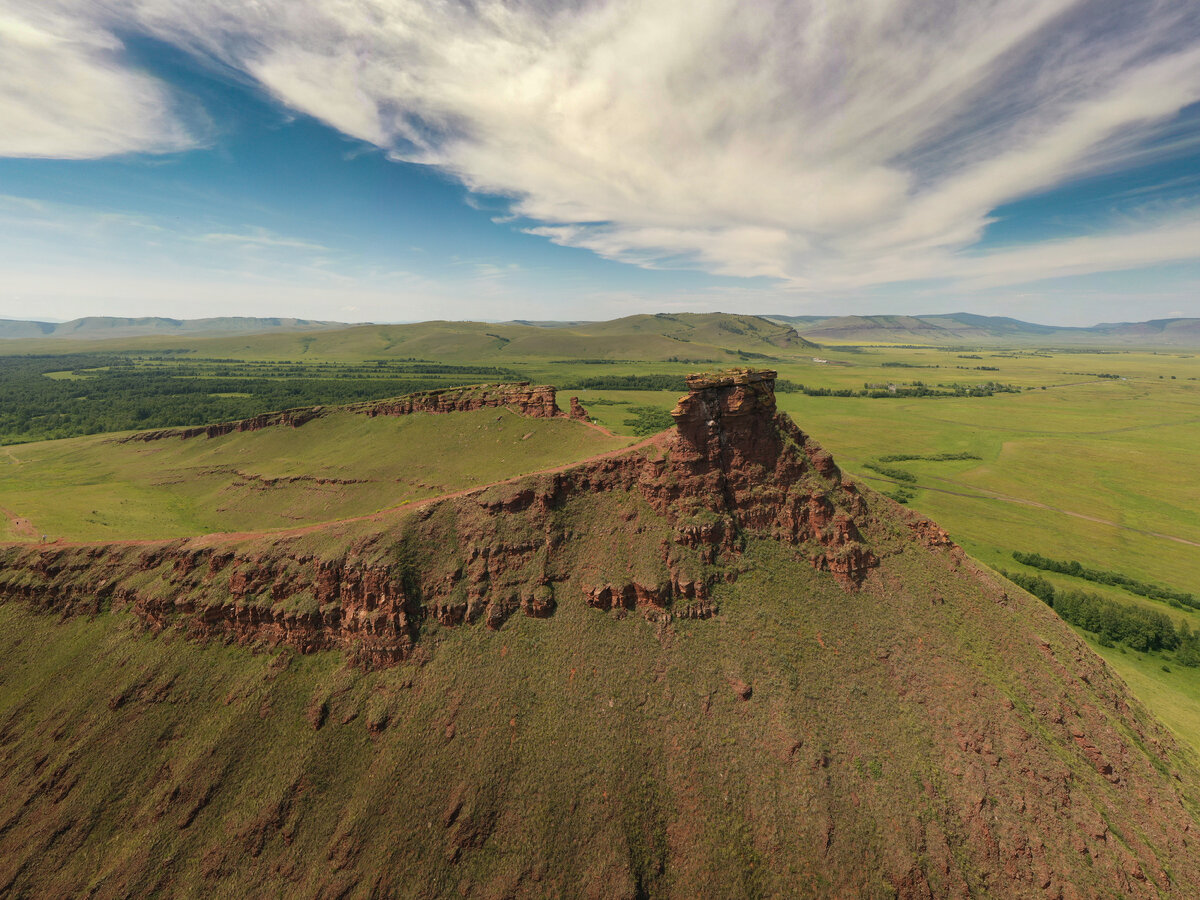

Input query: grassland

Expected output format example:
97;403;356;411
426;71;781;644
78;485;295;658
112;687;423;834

0;409;628;542
1;314;1198;755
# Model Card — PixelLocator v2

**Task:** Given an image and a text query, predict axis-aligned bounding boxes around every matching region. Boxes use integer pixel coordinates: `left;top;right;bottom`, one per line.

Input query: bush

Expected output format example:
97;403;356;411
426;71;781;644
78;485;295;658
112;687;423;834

863;462;917;483
623;406;675;436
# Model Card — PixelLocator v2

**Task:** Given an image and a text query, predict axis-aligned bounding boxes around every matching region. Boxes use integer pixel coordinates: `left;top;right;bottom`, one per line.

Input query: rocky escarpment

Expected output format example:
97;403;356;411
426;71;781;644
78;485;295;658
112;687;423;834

10;371;1200;899
0;369;887;668
122;407;326;443
118;382;589;443
354;382;571;419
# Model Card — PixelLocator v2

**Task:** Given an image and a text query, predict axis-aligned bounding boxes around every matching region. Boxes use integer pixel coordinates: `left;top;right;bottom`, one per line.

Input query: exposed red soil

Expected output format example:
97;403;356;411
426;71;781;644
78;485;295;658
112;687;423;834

0;506;36;540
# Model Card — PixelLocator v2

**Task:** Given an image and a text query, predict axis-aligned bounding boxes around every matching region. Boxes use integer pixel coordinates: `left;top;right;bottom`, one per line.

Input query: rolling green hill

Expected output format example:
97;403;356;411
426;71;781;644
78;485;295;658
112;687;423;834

0;406;628;542
0;312;811;362
766;313;1200;346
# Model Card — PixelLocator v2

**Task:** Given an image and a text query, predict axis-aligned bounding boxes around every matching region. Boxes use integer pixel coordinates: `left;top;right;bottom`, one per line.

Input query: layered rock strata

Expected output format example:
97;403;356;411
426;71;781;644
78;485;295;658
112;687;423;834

357;382;564;419
2;369;890;667
119;382;584;443
122;407;325;442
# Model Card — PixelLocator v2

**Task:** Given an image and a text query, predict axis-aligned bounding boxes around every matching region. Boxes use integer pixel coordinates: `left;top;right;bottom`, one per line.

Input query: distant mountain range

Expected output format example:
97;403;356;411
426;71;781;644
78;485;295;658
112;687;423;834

0;316;350;340
0;311;1197;346
762;313;1200;345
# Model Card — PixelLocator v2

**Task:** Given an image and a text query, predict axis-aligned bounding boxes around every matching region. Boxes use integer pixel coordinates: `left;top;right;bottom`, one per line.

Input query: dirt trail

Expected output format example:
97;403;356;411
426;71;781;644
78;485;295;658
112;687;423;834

858;473;1200;549
2;448;21;465
8;433;665;552
0;506;37;540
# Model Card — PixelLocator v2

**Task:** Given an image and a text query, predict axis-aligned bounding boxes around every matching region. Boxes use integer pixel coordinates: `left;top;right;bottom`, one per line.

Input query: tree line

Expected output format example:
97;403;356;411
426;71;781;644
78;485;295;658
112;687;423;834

1011;551;1197;611
0;354;518;445
1002;569;1200;664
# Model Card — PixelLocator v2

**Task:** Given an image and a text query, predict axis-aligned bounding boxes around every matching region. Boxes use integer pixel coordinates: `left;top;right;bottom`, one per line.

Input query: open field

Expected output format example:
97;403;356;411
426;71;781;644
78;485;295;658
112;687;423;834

1;315;1198;752
0;408;627;542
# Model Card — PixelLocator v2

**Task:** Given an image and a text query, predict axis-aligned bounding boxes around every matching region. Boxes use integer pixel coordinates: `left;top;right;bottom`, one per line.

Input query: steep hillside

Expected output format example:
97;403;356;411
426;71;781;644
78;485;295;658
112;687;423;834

1;370;1200;897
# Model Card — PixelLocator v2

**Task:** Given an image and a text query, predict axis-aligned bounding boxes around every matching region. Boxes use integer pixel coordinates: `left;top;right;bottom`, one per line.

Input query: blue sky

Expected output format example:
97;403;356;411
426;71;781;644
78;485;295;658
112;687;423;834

2;1;1200;325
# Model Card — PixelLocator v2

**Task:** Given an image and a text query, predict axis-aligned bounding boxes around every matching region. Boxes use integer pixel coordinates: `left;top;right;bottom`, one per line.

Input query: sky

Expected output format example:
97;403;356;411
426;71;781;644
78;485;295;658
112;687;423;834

2;0;1200;326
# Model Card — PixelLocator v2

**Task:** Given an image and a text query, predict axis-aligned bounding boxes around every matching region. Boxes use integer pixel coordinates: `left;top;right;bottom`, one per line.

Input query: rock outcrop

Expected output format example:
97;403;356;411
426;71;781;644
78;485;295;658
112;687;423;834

8;374;1200;900
121;407;326;442
118;382;583;443
356;382;563;419
1;369;888;669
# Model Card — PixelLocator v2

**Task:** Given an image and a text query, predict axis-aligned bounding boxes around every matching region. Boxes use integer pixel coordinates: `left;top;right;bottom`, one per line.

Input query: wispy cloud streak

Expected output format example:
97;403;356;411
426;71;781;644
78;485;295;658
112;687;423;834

0;1;198;158
6;0;1200;295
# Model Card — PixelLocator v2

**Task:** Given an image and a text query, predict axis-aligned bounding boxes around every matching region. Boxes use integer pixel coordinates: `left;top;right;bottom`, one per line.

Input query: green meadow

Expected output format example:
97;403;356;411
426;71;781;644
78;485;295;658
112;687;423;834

0;409;627;542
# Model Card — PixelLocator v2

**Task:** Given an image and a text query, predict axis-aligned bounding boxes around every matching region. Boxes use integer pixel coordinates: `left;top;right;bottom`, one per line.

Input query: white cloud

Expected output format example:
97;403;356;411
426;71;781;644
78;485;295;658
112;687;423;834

8;0;1200;298
949;215;1200;290
196;228;329;252
0;2;197;158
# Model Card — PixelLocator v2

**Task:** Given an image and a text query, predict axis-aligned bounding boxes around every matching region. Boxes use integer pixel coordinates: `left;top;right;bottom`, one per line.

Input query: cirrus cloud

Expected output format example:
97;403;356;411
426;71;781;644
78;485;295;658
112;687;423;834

0;1;198;158
8;0;1200;298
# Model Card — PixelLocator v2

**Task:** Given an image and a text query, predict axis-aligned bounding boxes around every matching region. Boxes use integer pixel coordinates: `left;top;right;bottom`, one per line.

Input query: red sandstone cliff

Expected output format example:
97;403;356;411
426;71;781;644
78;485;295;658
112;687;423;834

119;382;582;443
356;382;564;419
122;407;325;443
1;369;896;668
9;371;1200;900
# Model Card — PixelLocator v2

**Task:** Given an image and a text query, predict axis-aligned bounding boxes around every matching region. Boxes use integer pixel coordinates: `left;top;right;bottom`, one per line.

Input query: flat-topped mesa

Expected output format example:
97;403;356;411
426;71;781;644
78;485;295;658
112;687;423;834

2;368;890;671
360;382;565;419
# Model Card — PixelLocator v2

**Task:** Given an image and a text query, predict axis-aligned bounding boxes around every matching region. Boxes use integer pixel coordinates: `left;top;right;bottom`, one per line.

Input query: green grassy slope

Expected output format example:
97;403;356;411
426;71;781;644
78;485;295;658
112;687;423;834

3;533;1199;898
0;408;628;542
1;324;1198;792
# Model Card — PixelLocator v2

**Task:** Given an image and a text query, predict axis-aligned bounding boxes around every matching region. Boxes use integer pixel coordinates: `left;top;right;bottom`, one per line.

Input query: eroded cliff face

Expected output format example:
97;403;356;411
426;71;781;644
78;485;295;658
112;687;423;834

122;407;326;443
118;382;580;443
1;369;906;667
8;373;1200;900
358;382;563;419
663;369;879;582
